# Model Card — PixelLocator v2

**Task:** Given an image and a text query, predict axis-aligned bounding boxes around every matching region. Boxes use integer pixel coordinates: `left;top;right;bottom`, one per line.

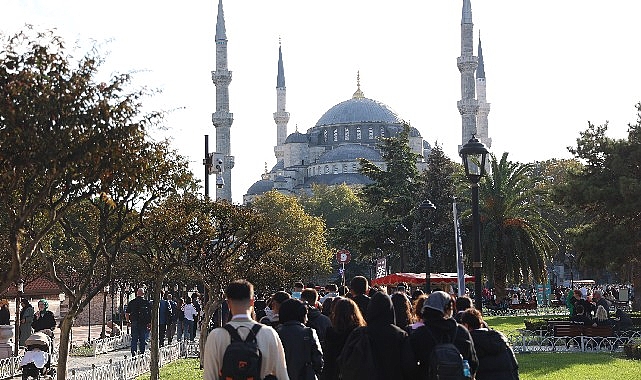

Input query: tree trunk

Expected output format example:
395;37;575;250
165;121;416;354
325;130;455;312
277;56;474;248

56;313;75;380
199;296;221;369
149;277;163;380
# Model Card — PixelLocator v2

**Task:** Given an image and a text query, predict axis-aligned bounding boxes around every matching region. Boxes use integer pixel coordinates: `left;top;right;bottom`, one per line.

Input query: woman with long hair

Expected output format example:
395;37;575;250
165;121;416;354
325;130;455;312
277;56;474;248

391;292;413;329
320;297;365;380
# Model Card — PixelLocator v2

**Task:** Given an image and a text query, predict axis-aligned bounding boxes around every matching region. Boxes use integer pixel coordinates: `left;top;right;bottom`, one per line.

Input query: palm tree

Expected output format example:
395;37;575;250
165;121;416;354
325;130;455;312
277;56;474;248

479;153;558;300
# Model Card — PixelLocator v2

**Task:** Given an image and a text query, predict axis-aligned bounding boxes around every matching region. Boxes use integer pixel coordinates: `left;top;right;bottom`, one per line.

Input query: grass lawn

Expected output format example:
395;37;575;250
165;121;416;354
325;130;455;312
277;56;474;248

138;359;202;379
518;352;641;380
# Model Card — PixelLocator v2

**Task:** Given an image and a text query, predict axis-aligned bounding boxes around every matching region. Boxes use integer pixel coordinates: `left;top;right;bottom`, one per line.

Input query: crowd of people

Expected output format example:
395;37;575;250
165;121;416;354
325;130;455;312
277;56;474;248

203;277;520;380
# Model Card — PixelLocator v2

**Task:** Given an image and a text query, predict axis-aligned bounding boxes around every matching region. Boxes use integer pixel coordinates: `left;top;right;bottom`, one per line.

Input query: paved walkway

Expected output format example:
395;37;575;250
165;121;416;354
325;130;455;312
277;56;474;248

57;326;198;373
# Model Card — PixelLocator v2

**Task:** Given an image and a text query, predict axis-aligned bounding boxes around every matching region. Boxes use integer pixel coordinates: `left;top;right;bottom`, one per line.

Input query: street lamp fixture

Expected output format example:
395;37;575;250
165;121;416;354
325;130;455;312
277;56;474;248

460;135;489;312
418;199;436;293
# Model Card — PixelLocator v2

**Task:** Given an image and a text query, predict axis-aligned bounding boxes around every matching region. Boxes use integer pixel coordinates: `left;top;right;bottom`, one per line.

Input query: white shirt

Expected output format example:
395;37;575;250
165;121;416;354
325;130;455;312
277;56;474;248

183;304;197;321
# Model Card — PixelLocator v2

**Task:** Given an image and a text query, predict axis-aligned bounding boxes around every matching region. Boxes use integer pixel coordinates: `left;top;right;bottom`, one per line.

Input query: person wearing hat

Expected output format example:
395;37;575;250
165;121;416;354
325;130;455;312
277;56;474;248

409;291;478;380
0;300;10;325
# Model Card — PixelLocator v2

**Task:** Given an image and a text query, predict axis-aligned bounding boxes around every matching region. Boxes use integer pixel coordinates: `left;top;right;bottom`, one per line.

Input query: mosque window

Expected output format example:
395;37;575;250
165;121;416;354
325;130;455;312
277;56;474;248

312;167;315;175
380;126;385;137
325;165;329;174
333;129;338;142
356;127;361;140
345;127;350;140
333;165;338;174
342;164;348;173
368;127;374;139
352;163;357;172
323;129;328;142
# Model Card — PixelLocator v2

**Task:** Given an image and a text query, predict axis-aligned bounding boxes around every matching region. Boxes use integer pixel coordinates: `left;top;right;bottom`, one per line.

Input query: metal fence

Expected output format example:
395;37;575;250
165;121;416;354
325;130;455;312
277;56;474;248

508;329;641;353
67;341;199;380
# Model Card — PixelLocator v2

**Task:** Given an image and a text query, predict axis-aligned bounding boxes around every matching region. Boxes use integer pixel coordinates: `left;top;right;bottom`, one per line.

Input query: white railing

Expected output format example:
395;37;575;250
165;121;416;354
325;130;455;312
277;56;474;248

0;355;22;379
93;333;132;356
508;330;641;353
67;340;200;380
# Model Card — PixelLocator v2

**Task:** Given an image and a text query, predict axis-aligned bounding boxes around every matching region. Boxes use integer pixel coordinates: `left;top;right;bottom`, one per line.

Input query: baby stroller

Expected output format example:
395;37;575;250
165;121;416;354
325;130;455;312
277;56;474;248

20;331;56;380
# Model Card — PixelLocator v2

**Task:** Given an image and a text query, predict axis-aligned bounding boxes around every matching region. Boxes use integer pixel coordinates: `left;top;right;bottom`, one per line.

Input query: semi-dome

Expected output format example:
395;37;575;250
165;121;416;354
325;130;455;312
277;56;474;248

284;131;308;144
246;179;274;195
315;97;402;127
316;144;381;164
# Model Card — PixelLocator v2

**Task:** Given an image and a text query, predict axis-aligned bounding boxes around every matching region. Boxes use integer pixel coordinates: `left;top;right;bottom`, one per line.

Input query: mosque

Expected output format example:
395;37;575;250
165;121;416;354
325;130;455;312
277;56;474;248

209;0;491;204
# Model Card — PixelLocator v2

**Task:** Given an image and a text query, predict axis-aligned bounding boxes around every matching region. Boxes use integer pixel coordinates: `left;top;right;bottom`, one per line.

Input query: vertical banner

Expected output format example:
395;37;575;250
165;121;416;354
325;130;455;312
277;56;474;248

375;258;387;279
453;199;466;296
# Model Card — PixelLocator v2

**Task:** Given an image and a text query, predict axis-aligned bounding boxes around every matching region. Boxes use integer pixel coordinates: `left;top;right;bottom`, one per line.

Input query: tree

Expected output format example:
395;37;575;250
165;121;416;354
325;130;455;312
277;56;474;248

128;192;211;380
251;191;332;289
43;142;194;379
358;124;424;272
477;153;557;299
555;104;641;309
0;27;161;293
411;144;462;274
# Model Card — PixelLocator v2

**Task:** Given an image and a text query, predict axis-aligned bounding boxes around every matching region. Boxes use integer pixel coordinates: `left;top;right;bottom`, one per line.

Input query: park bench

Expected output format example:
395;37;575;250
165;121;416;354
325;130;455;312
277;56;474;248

509;303;537;314
552;323;613;338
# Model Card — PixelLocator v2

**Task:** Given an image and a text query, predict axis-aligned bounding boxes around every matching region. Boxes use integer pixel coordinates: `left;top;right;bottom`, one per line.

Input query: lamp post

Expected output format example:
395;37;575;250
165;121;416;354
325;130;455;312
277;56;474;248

394;223;408;272
418;199;436;294
460;135;489;312
124;284;131;334
565;253;575;289
14;279;24;355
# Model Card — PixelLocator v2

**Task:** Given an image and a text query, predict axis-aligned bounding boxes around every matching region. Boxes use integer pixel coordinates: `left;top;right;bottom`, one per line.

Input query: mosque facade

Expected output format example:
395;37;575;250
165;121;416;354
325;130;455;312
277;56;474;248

210;0;491;204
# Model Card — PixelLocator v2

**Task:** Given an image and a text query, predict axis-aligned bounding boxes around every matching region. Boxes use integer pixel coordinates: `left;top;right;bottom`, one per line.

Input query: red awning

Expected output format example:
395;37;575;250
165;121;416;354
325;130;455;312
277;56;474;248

370;272;475;287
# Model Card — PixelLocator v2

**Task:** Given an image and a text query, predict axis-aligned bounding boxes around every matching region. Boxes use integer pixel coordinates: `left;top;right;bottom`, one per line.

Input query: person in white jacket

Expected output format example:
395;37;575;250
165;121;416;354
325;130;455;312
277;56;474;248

182;298;198;342
203;280;289;380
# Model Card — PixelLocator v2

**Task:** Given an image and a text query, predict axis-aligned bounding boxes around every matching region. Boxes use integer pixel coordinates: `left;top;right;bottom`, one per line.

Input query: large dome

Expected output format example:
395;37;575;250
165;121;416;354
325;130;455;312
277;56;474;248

315;97;402;127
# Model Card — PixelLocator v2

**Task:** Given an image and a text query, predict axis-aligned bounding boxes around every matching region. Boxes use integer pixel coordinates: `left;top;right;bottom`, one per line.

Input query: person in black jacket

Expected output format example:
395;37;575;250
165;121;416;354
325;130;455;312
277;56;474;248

277;298;323;380
366;291;416;380
31;299;56;336
460;308;519;380
409;291;478;380
349;276;370;319
321;297;364;380
0;300;10;325
302;288;332;349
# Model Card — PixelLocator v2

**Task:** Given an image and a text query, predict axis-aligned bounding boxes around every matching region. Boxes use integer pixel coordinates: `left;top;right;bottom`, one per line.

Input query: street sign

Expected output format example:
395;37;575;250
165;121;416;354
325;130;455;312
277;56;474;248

336;249;351;264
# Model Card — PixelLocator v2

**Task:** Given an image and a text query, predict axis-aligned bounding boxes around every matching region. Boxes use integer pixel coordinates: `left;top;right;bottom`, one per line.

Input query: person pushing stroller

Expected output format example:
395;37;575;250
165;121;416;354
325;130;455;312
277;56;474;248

20;331;55;380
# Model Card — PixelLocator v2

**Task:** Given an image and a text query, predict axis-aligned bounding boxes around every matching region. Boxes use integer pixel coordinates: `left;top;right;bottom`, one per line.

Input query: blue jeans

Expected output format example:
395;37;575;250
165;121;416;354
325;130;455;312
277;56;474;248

182;319;193;341
130;322;148;355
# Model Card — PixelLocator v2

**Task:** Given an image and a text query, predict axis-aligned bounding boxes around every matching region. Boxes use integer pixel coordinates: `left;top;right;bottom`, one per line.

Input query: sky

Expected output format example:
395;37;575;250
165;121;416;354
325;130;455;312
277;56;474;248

3;1;641;204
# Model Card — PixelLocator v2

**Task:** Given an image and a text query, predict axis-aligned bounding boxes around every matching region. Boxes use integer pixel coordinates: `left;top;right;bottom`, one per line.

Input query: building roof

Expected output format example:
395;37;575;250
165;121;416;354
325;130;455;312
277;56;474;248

315;97;402;127
1;277;62;298
316;144;381;164
305;173;373;186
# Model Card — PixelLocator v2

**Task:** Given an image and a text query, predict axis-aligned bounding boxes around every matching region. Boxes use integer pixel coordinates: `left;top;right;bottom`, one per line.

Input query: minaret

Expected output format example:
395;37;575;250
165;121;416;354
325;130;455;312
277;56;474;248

475;36;492;149
273;40;290;163
211;0;234;201
457;0;479;150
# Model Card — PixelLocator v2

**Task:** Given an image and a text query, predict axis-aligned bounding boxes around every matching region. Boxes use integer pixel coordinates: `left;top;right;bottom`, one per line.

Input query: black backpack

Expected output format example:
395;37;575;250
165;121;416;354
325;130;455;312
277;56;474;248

219;324;263;380
336;326;376;380
425;327;467;380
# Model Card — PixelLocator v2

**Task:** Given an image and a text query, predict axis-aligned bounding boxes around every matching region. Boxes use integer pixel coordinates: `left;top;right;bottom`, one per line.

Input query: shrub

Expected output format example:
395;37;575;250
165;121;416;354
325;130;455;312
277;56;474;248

623;338;641;359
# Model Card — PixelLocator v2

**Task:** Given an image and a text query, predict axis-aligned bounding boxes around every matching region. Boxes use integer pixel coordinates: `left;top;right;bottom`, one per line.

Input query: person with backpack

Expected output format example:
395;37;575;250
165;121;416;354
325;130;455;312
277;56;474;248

203;279;289;380
409;291;478;380
460;308;519;380
125;288;152;356
338;291;415;380
277;298;324;380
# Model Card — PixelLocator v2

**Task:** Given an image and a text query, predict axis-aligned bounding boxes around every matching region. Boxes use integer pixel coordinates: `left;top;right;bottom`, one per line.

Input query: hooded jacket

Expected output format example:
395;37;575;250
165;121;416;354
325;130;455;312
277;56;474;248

409;310;479;380
366;292;416;380
469;328;519;380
